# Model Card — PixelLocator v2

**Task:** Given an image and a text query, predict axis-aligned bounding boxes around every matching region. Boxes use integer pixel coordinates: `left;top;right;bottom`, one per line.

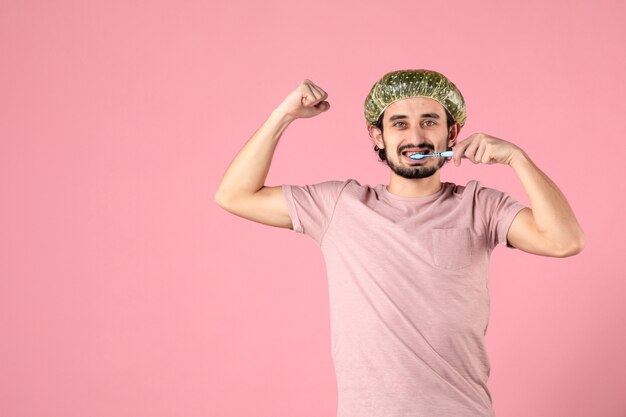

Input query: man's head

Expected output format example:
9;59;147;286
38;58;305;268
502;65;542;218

364;70;466;179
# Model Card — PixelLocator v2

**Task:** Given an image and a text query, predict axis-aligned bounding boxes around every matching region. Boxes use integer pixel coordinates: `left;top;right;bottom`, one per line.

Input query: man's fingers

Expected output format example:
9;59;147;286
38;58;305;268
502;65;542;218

304;89;330;115
454;139;471;166
465;142;480;164
310;84;328;101
284;79;330;119
307;83;329;108
316;101;330;112
452;144;461;166
453;133;512;166
476;142;487;163
303;82;320;106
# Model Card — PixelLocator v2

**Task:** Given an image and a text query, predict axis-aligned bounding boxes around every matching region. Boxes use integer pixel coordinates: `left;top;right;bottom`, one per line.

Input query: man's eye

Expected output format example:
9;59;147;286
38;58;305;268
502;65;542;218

393;122;406;128
422;120;436;127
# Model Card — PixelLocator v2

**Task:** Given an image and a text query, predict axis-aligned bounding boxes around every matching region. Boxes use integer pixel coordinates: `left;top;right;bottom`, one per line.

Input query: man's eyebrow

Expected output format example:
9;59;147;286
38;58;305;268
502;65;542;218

388;113;440;122
388;114;408;122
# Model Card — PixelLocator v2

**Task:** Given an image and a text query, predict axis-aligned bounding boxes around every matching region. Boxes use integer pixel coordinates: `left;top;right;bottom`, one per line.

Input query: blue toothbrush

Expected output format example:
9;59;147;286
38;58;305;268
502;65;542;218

408;150;465;160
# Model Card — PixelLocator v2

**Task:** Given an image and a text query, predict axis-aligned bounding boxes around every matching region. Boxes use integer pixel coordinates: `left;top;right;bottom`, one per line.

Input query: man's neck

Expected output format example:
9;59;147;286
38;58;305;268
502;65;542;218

386;172;443;198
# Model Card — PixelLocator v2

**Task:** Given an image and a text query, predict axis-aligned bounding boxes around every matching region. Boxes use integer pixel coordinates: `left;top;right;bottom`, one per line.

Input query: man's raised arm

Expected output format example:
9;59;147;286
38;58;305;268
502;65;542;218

214;79;330;228
452;133;586;257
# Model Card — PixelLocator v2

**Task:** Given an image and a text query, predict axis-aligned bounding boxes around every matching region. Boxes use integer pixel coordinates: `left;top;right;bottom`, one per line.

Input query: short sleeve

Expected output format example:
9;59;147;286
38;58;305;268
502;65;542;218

282;179;351;246
474;181;528;250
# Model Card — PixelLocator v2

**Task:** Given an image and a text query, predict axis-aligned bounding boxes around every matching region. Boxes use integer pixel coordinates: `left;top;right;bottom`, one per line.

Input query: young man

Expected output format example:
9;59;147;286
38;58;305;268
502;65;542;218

215;69;585;417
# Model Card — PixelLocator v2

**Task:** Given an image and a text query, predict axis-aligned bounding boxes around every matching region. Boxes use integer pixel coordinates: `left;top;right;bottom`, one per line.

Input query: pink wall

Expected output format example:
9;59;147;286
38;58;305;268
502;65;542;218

1;0;625;416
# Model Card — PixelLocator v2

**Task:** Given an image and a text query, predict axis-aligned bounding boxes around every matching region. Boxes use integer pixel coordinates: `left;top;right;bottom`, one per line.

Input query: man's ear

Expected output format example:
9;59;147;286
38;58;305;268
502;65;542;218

368;125;384;149
447;123;461;148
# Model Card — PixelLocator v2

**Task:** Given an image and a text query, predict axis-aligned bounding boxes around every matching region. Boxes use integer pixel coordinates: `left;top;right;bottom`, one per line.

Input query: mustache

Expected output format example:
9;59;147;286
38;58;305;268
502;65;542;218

398;144;435;153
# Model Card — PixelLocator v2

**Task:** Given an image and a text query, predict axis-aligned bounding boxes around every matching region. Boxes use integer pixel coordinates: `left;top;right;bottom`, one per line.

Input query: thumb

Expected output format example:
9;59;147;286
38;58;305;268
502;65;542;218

316;101;330;112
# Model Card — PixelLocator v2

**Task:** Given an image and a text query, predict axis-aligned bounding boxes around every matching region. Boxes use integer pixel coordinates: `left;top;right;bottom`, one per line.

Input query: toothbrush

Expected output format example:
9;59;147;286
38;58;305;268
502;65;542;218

408;150;465;160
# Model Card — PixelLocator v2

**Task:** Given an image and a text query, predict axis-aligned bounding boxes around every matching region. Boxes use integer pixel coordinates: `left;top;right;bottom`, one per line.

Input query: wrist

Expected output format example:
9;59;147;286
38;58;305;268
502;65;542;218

270;106;297;125
508;148;530;168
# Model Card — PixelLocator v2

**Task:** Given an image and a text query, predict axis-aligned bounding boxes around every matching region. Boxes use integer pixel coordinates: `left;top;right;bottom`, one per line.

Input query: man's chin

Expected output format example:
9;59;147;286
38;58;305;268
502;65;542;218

392;166;437;179
387;159;444;179
409;170;437;179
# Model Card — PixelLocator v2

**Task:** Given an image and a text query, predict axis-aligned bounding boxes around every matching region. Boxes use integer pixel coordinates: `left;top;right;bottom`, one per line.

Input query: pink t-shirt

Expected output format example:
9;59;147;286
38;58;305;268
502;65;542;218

282;179;527;417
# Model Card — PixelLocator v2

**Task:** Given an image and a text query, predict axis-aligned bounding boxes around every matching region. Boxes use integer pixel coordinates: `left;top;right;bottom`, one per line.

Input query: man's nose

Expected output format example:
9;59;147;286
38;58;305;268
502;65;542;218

408;126;430;145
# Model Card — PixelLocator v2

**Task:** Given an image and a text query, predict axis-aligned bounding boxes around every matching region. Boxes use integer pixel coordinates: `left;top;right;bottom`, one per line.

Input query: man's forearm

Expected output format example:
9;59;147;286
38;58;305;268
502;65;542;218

215;109;293;203
508;150;586;249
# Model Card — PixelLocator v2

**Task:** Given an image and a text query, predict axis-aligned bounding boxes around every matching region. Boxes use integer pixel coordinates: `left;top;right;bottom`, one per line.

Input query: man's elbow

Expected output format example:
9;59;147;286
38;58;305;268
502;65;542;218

553;233;587;257
214;191;235;211
570;233;587;256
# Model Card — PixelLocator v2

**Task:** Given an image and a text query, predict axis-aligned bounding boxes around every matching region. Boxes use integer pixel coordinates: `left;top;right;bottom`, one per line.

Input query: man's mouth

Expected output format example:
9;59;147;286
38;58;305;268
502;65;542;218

401;148;432;159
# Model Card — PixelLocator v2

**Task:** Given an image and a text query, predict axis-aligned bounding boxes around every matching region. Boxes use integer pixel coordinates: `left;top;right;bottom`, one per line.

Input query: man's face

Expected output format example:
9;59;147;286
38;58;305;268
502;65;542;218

370;97;458;179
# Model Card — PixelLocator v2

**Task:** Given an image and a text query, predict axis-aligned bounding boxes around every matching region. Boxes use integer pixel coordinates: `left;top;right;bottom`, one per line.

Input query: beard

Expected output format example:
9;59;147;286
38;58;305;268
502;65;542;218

387;158;445;179
383;138;447;179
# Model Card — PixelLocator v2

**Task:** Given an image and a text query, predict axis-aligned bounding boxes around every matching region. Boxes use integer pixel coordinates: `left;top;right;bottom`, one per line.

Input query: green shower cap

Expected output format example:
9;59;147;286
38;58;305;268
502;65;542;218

364;69;467;127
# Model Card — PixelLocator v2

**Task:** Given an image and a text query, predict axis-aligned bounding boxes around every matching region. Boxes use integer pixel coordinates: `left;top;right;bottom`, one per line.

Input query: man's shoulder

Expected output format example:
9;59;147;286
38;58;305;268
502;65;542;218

446;179;480;195
321;178;376;190
297;178;363;199
285;178;368;198
446;179;510;203
447;179;505;193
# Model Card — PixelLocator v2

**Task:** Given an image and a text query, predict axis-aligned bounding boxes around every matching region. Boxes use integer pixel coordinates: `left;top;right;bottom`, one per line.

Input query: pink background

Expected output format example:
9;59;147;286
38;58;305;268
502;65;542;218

1;0;625;416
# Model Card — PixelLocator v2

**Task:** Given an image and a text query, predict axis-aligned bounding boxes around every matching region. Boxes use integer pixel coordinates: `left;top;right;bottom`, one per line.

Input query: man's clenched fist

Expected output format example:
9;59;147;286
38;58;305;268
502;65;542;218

276;79;330;121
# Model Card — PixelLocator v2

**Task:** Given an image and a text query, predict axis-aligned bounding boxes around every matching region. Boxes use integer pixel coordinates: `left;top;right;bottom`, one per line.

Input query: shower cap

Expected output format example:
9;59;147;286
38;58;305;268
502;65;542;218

364;69;466;127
